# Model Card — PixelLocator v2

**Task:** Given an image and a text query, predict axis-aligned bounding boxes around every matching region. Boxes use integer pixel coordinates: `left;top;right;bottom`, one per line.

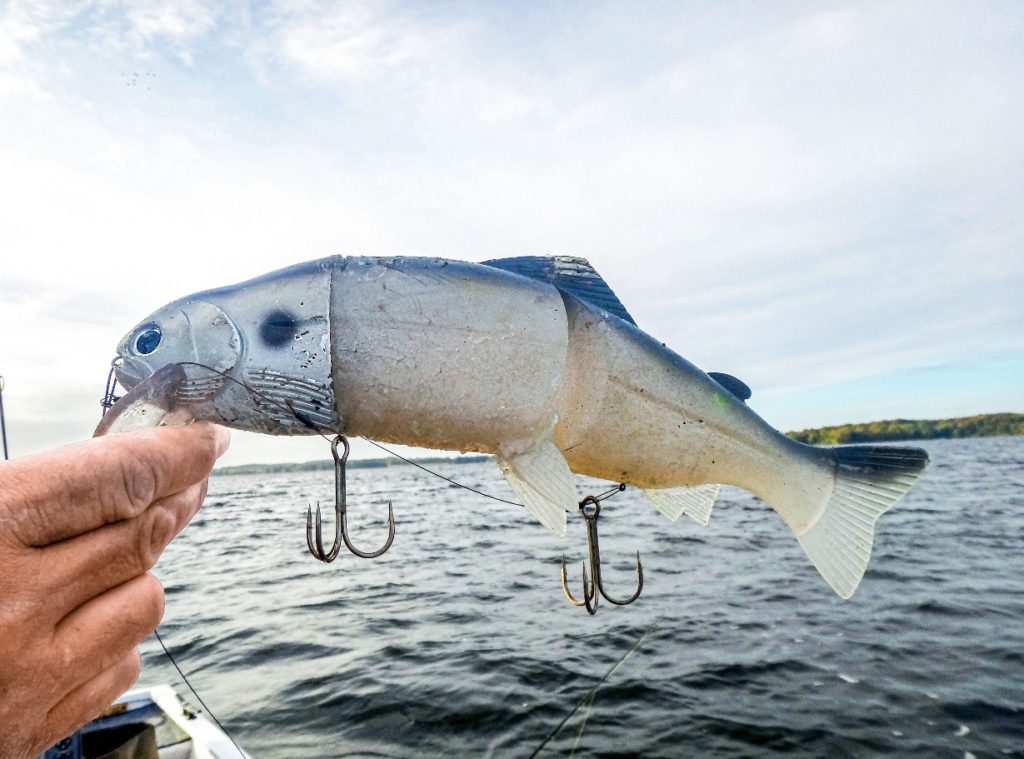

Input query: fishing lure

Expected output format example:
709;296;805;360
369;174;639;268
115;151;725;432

97;256;927;602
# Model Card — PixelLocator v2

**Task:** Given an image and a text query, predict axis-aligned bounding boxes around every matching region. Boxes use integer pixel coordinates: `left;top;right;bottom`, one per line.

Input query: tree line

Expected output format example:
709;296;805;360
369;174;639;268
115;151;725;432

214;454;491;476
787;413;1024;445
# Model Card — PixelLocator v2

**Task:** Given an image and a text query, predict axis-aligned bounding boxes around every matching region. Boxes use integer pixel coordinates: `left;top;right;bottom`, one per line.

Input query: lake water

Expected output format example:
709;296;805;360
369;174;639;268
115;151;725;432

139;436;1024;757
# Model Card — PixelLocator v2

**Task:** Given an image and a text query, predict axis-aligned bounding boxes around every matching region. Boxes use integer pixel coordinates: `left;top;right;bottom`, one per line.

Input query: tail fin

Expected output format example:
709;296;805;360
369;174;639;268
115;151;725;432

799;445;929;599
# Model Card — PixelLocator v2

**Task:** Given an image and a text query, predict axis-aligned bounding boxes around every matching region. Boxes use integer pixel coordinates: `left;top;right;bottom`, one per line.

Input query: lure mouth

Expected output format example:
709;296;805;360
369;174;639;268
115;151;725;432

96;363;193;437
114;356;151;391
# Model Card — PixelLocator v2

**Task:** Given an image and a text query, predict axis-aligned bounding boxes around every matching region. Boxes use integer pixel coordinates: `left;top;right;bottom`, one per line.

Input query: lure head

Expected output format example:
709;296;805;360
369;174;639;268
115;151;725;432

116;300;241;390
113;259;339;434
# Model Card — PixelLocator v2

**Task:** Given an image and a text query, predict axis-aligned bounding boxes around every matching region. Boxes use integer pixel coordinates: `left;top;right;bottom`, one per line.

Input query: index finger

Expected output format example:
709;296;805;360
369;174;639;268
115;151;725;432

0;422;230;548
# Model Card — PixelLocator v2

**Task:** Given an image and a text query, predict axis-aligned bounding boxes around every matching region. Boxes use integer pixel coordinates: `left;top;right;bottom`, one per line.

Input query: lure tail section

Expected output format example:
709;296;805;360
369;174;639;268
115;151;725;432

773;444;929;599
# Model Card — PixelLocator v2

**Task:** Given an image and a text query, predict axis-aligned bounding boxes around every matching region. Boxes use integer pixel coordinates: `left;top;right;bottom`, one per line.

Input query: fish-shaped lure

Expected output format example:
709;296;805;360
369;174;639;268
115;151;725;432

101;256;928;598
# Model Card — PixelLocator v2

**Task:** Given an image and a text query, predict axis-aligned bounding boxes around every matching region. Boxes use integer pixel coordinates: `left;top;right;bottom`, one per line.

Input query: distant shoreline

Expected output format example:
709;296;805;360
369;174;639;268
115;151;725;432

786;412;1023;445
212;412;1022;476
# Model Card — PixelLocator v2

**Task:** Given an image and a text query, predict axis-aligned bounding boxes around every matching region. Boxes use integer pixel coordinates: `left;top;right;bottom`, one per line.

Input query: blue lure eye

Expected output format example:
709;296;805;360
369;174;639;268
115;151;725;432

133;324;162;355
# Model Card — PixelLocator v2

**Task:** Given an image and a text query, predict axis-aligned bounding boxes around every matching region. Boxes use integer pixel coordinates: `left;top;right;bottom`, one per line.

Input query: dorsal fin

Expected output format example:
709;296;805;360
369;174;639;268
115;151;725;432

482;256;637;326
708;372;752;402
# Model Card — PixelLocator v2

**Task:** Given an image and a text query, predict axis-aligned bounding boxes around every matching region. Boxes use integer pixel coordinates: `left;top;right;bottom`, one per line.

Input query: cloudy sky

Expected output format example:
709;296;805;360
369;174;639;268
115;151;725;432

1;1;1021;467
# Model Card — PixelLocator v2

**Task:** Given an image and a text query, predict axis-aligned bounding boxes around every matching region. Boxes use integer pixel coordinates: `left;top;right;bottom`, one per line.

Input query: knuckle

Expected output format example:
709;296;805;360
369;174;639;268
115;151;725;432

122;455;160;516
1;466;67;548
189;480;208;515
0;557;32;608
135;574;165;630
94;447;158;523
121;648;143;685
53;632;77;672
192;424;227;475
19;509;50;548
138;505;178;570
100;651;144;711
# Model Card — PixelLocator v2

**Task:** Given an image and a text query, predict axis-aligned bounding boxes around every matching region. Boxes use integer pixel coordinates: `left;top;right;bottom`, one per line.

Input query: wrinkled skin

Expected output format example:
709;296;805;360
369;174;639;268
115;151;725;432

0;423;229;758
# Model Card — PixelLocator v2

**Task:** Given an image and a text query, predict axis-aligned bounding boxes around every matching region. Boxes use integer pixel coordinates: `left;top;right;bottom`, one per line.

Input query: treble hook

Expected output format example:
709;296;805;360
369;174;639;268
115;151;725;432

306;435;396;562
560;491;643;615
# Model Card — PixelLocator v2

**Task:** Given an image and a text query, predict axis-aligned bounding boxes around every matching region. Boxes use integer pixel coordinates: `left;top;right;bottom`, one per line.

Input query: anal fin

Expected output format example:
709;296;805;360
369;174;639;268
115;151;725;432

497;435;577;537
644;483;721;525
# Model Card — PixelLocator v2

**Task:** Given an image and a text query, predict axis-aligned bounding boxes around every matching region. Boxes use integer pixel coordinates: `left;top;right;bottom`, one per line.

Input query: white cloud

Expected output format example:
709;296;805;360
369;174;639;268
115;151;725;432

124;0;215;45
0;1;1021;462
266;2;551;129
0;0;75;63
0;0;82;99
0;71;52;99
0;0;217;86
278;3;448;80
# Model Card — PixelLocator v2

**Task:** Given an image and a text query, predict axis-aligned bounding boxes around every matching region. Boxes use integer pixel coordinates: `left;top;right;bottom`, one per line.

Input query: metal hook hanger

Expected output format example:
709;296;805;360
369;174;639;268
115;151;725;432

101;357;123;416
560;490;643;615
306;434;396;562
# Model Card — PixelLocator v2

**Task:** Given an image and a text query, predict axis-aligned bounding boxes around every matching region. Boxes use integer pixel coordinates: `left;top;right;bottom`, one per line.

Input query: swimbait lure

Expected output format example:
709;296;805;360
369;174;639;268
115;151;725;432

99;256;928;598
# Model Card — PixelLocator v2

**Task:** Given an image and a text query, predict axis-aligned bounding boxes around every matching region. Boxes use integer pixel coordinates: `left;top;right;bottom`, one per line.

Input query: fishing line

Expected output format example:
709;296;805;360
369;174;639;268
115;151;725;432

527;617;661;759
0;374;9;461
153;627;248;758
364;434;627;509
361;437;522;507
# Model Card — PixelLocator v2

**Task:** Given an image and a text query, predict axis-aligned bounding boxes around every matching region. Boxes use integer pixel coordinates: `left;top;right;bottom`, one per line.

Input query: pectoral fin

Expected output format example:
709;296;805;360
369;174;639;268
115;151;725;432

497;436;578;536
644;483;721;525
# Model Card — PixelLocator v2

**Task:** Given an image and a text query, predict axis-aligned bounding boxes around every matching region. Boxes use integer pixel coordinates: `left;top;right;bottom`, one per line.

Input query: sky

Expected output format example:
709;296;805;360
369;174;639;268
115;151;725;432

0;0;1021;468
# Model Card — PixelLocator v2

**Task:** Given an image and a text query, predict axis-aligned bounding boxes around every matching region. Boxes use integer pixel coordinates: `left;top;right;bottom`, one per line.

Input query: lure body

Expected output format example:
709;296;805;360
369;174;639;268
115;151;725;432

110;255;928;598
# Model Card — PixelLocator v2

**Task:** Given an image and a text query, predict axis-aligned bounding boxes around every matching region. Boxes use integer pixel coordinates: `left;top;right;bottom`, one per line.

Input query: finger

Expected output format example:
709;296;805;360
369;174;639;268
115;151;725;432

43;649;142;753
52;573;164;692
38;480;207;613
0;422;229;547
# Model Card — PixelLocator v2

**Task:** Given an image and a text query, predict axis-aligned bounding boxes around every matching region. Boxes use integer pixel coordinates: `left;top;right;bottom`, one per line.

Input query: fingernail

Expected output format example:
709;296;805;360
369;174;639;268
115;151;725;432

213;425;231;458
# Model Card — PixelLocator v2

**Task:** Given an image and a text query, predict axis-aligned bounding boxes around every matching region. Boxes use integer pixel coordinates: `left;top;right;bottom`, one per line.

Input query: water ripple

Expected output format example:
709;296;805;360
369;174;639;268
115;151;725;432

138;437;1024;757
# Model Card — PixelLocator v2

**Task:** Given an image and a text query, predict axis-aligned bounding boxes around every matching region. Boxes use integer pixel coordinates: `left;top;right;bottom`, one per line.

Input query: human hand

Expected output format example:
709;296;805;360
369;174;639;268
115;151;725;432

0;422;230;758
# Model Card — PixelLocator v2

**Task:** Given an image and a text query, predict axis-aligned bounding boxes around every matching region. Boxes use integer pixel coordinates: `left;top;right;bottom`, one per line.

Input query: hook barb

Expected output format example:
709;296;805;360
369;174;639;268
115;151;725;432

560;555;594;612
